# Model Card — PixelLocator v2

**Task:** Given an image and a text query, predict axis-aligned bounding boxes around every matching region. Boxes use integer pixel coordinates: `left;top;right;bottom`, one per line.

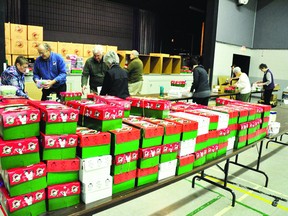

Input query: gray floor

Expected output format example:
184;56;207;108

94;99;288;216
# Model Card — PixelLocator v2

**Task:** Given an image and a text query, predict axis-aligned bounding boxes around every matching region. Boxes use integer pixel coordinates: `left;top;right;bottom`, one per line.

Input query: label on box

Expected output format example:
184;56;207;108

161;143;180;154
60;92;82;97
40;133;78;148
47;181;80;199
46;158;80;172
0;137;39;157
0;105;40;128
109;124;140;143
77;127;111;147
80;155;112;172
139;146;162;159
114;151;138;165
219;128;230;136
5;162;46;186
84;104;124;120
1;187;45;212
238;122;249;130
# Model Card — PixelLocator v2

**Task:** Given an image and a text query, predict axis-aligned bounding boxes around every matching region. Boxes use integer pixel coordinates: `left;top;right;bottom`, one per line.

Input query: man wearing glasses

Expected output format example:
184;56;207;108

33;43;67;101
81;44;108;95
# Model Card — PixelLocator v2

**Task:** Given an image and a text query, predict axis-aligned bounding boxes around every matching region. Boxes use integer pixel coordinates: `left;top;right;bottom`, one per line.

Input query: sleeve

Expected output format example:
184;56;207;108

81;60;90;87
53;55;67;83
190;69;199;92
33;60;41;82
100;72;111;96
1;71;28;98
126;60;135;73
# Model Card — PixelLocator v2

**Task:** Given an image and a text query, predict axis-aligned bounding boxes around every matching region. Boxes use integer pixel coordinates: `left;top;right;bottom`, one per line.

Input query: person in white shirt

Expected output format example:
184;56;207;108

232;67;251;102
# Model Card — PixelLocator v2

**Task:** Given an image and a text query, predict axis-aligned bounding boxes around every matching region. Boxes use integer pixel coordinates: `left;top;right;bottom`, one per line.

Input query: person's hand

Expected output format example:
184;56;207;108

82;86;87;94
43;80;56;89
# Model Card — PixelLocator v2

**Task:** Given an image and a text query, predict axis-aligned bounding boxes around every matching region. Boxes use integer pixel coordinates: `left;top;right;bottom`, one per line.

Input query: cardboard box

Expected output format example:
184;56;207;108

194;148;207;167
158;159;177;180
10;39;27;55
105;45;117;53
138;146;161;168
179;138;196;156
176;154;195;175
136;166;158;186
83;44;95;57
43;41;58;52
112;151;138;175
5;39;11;54
11;55;28;66
27;40;40;55
27;25;43;41
71;43;83;56
10;24;27;40
160;143;180;163
6;55;12;66
57;42;73;57
5;23;10;39
112;178;135;194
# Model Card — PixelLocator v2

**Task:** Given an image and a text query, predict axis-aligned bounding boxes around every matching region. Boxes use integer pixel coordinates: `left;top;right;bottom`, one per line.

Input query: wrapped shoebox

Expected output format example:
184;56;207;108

112;151;138;175
46;158;80;186
247;119;262;144
82;103;124;131
59;91;82;102
170;101;206;112
79;155;112;183
0;104;40;140
206;144;219;161
176;154;195;175
231;102;257;122
194;148;207;167
228;123;238;138
123;117;164;148
47;181;80;211
228;136;236;151
76;127;111;158
197;109;229;130
136;166;158;186
160;142;180;163
218;128;230;143
195;133;209;151
81;175;112;204
208;106;239;125
185;109;219;131
109;124;140;155
0;137;40;170
207;130;219;147
217;142;228;156
138;146;162;169
235;122;248;149
226;105;248;123
165;116;198;141
0;188;46;216
113;169;136;194
27;101;79;135
158;159;177;180
178;138;196;156
39;132;78;160
3;162;47;197
142;118;182;144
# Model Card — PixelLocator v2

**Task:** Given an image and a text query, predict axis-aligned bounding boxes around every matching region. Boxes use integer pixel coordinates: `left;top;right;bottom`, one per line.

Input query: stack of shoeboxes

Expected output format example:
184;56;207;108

123;117;164;187
60;92;82;102
0;100;47;216
27;100;81;211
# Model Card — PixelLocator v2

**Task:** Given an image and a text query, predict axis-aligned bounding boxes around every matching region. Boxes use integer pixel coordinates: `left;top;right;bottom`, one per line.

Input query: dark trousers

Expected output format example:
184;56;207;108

264;89;273;105
192;97;209;106
41;84;67;101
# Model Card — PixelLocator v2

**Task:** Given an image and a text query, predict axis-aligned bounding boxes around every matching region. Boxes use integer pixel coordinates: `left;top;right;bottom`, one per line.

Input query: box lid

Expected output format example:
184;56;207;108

80;155;112;171
114;151;138;165
47;181;80;199
46;158;80;172
109;124;140;143
40;132;78;148
76;127;111;147
139;146;162;159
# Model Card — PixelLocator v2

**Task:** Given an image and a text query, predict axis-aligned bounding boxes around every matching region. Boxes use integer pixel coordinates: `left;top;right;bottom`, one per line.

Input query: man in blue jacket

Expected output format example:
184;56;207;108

33;43;67;101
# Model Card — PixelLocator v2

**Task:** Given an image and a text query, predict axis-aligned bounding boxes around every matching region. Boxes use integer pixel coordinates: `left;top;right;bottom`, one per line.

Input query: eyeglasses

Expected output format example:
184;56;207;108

38;50;48;55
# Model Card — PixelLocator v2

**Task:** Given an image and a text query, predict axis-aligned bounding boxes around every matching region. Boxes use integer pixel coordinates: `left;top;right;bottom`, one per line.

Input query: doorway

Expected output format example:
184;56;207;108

232;54;251;76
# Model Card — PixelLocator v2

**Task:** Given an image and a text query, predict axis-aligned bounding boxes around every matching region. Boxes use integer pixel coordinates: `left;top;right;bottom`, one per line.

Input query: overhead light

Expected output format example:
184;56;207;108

237;0;249;6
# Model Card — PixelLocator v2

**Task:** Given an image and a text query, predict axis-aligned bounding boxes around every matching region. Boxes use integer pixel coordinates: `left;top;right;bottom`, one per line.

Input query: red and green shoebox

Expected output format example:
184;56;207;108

170;101;206;112
79;155;112;183
160;142;180;163
165;116;198;141
138;146;162;169
193;148;207;167
92;95;131;117
2;162;47;197
235;122;248;149
27;101;79;135
82;103;124;131
60;91;82;102
228;123;238;138
208;106;239;125
0;187;46;216
178;138;196;156
218;128;230;143
136;165;158;186
226;104;249;123
123;117;164;148
207;130;219;147
195;133;209;151
256;128;268;140
112;151;138;175
142;118;182;144
158;159;177;180
39;132;77;160
46;158;80;186
76;127;111;159
231;102;257;122
47;181;80;211
215;97;233;106
65;100;95;126
185;109;219;131
217;141;228;157
0;137;40;170
0;104;40;140
261;116;270;129
113;169;136;194
176;154;195;175
109;124;140;155
206;144;219;161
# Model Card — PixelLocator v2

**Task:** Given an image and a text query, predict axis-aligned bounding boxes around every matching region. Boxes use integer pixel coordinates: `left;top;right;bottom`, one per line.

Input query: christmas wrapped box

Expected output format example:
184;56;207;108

81;175;112;204
226;105;249;123
261;116;270;129
79;155;112;183
207;130;219;147
27;101;79;135
206;144;219;161
195;133;209;151
76;127;111;158
0;188;46;216
158;159;177;180
113;169;136;194
46;158;80;186
3;162;47;197
257;128;268;140
160;143;180;163
247;132;258;145
47;181;80;211
60;91;82;102
109;124;140;155
231;102;258;122
185;109;219;130
39;132;77;160
227;136;236;151
142;118;182;144
176;154;195;175
194;148;207;167
217;142;228;157
170;101;206;112
136;166;158;186
83;103;124;131
0;104;40;140
112;151;138;175
218;128;230;143
208;106;239;125
165;116;198;141
198;108;230;130
123;117;164;148
0;137;40;170
138;146;162;169
228;124;238;138
178;138;196;156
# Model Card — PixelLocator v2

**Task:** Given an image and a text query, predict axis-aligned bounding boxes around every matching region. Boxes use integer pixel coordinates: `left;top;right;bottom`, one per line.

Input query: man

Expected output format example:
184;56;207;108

81;45;109;94
125;50;143;95
232;67;251;102
1;55;29;98
33;43;67;101
256;63;275;106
